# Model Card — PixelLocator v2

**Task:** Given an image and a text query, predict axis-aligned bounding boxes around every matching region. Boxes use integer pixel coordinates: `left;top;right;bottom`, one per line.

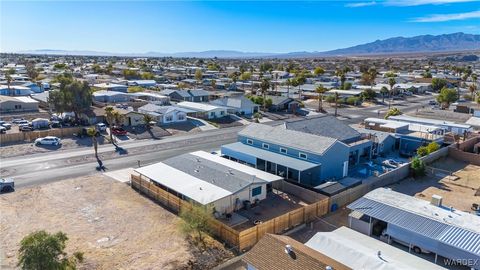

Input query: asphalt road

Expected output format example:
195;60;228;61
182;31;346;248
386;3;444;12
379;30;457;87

1;94;436;189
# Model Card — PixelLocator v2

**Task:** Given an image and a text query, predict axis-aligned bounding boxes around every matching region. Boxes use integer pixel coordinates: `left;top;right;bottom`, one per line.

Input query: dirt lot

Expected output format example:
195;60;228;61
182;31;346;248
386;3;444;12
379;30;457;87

0;176;233;269
0;136;109;158
390;157;480;212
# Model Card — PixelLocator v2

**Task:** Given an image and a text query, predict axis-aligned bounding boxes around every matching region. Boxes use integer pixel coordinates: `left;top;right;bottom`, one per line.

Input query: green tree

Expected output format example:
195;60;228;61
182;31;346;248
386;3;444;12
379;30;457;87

431;78;447;92
259;78;270;110
388;77;396;109
105;106;115;144
143;114;154;129
417;146;428;157
380;86;389;103
313;66;325;76
384;107;402;119
194;69;203;86
211;79;217;90
26;63;38;81
361;88;376;101
426;142;440;154
141;72;155;80
122;69;140;80
86;127;99;159
411;157;425;177
18;230;84;270
48;79;92;122
179;205;213;250
436;87;458;108
315;85;327;112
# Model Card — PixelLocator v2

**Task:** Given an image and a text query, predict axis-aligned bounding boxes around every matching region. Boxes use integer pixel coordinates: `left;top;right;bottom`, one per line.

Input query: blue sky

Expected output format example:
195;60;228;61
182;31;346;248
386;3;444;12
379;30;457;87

1;0;479;53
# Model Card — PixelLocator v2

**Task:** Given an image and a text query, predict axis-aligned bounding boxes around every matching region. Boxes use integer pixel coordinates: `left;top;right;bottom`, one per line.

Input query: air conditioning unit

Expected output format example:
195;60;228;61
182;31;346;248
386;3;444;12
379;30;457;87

431;195;442;207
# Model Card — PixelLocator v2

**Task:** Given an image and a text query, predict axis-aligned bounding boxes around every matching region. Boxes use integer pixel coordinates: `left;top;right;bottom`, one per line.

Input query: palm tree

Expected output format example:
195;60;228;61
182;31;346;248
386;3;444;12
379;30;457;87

388;77;396;109
112;111;124;127
315;85;326;112
295;76;306;100
86;127;99;159
5;74;12;95
334;92;339;117
105;106;115;144
260;78;270;110
286;78;292;98
143;114;154;129
380;86;389;103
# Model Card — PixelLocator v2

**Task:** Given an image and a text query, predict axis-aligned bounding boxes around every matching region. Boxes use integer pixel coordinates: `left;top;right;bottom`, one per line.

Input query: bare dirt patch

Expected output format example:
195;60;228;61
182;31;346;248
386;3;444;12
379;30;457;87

389;157;480;212
0;176;233;269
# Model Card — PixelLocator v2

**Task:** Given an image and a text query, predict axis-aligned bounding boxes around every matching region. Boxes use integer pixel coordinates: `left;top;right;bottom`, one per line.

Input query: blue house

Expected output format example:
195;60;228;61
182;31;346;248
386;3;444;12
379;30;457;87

221;117;374;187
284;116;373;166
222;123;350;187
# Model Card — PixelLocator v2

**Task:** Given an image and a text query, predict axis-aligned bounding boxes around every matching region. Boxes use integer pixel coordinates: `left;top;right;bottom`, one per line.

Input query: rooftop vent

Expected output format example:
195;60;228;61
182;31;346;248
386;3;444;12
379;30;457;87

194;169;199;173
326;267;333;270
284;245;293;255
431;195;442;207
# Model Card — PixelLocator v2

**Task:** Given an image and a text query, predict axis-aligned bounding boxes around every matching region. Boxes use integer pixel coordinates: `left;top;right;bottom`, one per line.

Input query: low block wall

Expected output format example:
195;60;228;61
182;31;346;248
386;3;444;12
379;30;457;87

0;127;81;144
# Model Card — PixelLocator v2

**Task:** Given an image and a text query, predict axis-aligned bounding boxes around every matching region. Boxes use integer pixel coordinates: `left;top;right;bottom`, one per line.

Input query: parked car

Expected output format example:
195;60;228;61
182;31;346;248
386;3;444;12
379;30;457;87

0;121;12;130
50;121;62;128
19;125;33;132
0;178;14;193
381;230;430;254
35;136;61;146
14;119;29;125
0;126;6;134
428;100;437;106
111;126;127;136
12;118;26;124
96;123;107;132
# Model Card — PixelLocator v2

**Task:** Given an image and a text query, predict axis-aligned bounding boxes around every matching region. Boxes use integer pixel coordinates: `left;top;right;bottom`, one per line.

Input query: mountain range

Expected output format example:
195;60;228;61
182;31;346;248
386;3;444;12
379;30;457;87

14;32;480;58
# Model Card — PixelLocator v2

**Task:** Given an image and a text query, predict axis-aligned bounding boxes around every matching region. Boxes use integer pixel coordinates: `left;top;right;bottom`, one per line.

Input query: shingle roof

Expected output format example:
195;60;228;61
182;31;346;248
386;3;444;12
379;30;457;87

239;123;340;155
285;116;361;142
161;153;265;193
243;234;351;270
210;96;257;109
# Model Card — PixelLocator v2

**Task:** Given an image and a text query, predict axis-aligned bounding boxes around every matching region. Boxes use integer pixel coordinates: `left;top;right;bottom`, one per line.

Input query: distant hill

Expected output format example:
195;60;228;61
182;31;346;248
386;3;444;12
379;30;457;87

321;32;480;56
13;32;480;58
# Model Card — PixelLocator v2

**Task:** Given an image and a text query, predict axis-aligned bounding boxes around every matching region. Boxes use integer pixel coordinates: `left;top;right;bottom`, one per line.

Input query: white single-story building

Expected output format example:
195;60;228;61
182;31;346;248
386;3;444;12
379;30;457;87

177;101;227;119
134;151;282;214
138;104;191;125
93;83;128;93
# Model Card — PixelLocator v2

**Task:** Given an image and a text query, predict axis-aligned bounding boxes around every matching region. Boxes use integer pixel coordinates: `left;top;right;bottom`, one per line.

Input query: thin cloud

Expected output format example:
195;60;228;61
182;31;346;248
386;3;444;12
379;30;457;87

386;0;478;6
411;10;480;22
345;1;377;8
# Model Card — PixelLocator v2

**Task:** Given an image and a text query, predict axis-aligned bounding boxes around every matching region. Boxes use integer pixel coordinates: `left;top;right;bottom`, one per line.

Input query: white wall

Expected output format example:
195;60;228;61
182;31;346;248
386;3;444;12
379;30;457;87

212;183;266;214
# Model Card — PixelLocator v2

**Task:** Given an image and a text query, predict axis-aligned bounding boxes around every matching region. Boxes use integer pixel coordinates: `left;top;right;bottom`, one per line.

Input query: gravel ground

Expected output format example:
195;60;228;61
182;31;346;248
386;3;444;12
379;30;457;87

0;176;233;269
0;136;108;158
390;157;480;212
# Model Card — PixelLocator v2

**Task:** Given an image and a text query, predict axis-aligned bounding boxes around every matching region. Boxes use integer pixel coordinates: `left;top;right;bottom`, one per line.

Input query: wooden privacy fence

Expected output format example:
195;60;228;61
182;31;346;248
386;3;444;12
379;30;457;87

130;174;329;251
0;127;81;144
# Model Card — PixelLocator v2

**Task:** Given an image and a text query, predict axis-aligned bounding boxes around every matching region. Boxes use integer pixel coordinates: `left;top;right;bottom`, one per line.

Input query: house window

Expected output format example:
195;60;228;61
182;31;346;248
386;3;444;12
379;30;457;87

220;111;225;115
280;148;287;154
246;139;253;145
166;116;173;122
251;186;262;197
210;112;215;117
299;152;308;159
262;143;269;149
178;114;185;120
